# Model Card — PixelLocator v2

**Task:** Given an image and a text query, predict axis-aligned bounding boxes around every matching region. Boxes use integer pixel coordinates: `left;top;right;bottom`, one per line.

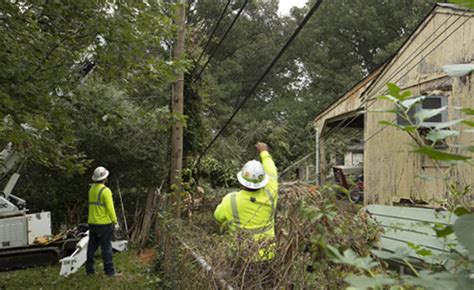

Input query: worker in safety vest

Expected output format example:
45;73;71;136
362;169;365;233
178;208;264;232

85;166;121;277
214;142;278;260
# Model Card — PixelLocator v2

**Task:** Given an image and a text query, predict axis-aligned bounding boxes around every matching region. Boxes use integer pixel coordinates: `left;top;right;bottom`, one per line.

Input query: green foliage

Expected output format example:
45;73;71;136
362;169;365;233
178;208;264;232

328;246;379;272
449;0;474;9
0;1;186;227
415;107;448;123
198;156;237;188
345;274;397;290
425;129;459;144
186;0;435;178
435;225;454;238
403;271;458;290
415;146;470;161
302;202;337;223
453;215;474;255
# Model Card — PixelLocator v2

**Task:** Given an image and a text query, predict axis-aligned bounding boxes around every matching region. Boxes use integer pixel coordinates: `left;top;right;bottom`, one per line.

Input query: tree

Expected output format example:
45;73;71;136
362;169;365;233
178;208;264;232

185;0;437;185
1;1;184;231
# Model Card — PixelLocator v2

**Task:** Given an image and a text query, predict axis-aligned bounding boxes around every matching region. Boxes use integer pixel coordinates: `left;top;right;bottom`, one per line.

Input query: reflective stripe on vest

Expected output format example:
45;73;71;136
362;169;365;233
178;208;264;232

230;191;275;235
230;192;241;227
89;186;107;207
264;188;276;221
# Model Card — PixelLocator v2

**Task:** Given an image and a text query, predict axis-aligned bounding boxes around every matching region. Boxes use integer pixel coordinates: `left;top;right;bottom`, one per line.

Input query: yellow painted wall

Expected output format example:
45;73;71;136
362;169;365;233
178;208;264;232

364;7;474;205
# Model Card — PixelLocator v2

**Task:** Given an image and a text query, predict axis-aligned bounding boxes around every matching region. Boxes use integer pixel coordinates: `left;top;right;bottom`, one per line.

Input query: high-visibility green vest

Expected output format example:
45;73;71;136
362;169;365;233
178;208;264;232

87;183;118;225
214;151;278;260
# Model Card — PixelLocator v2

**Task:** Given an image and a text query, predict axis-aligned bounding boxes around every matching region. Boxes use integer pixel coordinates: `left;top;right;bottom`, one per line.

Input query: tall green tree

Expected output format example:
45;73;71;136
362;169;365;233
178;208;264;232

1;1;184;226
185;0;437;185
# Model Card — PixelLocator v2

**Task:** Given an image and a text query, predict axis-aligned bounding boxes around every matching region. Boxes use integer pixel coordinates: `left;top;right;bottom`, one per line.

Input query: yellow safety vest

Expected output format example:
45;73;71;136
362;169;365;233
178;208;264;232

214;151;278;260
87;183;118;225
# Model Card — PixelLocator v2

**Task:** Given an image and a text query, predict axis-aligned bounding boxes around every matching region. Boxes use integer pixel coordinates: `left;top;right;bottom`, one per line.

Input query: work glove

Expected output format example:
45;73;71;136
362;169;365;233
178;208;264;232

114;223;120;231
255;142;268;153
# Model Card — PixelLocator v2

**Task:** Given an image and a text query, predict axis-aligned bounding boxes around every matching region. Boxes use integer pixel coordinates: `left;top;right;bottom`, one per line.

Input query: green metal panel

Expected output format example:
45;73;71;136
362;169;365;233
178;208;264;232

366;205;457;225
381;226;462;253
375;237;448;265
373;215;438;236
365;204;468;271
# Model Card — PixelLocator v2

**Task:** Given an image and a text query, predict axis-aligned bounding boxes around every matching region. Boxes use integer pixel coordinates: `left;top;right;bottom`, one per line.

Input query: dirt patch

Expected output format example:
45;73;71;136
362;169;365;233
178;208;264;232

136;248;156;265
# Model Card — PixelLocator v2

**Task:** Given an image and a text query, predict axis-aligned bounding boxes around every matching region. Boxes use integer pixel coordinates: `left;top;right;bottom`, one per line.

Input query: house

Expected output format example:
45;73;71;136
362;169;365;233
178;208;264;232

344;142;364;166
313;3;474;205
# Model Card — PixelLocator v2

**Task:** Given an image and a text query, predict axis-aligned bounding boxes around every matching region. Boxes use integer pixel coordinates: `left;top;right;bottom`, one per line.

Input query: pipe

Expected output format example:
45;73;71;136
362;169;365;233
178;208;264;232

177;237;234;290
315;127;320;185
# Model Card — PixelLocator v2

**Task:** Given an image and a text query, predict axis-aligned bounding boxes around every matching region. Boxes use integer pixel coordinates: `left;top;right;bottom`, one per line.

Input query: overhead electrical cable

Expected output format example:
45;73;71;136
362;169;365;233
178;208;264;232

190;0;233;76
194;0;250;80
194;0;325;168
320;13;469;143
255;8;468;181
320;12;461;140
281;11;469;182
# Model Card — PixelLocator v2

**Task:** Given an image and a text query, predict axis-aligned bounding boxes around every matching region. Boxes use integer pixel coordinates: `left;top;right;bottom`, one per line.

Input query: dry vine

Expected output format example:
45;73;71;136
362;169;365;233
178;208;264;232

157;182;381;289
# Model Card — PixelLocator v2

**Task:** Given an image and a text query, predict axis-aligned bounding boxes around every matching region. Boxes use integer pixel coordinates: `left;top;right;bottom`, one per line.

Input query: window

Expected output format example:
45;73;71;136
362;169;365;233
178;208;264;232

396;95;448;128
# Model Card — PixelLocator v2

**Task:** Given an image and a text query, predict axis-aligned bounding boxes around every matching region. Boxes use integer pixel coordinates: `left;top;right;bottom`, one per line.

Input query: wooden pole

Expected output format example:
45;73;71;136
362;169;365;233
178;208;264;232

115;179;129;239
170;0;186;218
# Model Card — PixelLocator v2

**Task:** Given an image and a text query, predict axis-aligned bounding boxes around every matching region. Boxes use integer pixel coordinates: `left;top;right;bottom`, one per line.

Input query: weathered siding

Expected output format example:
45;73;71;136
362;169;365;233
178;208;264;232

364;7;474;205
314;66;383;133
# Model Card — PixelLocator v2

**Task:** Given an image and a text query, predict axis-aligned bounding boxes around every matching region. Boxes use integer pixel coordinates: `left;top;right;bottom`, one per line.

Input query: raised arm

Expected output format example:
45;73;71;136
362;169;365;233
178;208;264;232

256;143;277;178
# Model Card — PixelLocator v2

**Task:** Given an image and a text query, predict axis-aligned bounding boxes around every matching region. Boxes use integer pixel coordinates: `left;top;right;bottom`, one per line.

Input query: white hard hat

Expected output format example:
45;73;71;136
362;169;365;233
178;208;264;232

92;166;109;181
237;160;269;190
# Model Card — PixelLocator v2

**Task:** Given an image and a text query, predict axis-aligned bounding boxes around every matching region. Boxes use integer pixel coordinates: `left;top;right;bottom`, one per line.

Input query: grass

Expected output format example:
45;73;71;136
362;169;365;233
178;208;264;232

0;248;161;290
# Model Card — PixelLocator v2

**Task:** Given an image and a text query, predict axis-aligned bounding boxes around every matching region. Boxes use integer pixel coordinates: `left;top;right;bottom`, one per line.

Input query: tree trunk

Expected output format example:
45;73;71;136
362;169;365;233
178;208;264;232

130;186;160;246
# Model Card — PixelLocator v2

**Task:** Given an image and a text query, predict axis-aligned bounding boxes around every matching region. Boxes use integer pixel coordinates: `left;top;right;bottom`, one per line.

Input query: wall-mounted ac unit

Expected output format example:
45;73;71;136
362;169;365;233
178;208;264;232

396;95;448;127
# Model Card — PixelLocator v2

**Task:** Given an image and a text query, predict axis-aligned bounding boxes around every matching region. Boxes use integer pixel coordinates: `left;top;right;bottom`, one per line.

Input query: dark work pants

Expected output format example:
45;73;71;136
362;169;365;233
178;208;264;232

85;224;115;275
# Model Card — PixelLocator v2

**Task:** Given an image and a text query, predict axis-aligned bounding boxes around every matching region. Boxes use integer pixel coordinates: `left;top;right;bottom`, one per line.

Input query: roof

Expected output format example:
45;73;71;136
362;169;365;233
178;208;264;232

313;2;473;127
436;2;473;12
313;63;385;124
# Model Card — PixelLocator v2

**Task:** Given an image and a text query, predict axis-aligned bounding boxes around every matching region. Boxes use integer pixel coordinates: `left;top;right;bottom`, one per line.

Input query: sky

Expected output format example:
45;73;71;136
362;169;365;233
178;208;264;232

278;0;307;15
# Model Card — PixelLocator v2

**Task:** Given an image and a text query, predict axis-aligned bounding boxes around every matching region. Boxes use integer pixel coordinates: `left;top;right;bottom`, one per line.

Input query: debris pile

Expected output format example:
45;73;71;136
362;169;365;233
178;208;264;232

158;182;380;289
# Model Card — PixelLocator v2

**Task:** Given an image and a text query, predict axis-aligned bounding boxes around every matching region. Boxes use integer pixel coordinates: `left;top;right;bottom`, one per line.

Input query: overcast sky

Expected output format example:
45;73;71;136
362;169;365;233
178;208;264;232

278;0;307;15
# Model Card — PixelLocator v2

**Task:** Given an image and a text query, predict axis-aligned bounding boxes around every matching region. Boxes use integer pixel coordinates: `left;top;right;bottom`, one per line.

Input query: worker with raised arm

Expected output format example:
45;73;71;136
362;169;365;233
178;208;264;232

85;166;122;277
214;142;279;261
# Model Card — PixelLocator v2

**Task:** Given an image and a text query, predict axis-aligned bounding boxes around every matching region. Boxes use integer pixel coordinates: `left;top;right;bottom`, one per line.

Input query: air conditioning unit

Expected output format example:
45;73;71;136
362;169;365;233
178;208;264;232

397;95;448;127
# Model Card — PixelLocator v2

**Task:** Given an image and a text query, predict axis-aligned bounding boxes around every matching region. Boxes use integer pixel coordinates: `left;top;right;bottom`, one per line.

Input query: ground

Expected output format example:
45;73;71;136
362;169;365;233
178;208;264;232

0;248;160;290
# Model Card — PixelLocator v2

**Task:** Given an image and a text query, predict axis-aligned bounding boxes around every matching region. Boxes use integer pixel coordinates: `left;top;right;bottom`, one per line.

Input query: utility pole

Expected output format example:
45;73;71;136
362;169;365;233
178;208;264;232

170;0;186;218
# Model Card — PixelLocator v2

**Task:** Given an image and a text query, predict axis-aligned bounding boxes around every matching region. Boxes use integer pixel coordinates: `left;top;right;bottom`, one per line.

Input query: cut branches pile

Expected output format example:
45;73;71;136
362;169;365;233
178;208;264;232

158;182;381;289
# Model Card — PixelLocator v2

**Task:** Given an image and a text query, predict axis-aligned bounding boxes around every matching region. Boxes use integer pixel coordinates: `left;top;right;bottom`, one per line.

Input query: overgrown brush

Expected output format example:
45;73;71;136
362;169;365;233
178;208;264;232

157;182;381;289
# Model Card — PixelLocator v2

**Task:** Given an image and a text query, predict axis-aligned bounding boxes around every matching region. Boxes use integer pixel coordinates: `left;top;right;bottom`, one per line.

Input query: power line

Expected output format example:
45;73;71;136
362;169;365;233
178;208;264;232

190;0;232;76
237;7;467;183
194;0;249;80
309;11;469;181
321;12;461;140
193;0;325;169
321;12;469;143
362;14;468;143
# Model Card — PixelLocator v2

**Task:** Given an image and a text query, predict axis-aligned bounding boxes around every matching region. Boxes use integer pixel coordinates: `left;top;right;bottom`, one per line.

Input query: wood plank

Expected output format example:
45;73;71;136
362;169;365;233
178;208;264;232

380;226;461;253
372;215;438;236
374;237;449;265
366;205;457;225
